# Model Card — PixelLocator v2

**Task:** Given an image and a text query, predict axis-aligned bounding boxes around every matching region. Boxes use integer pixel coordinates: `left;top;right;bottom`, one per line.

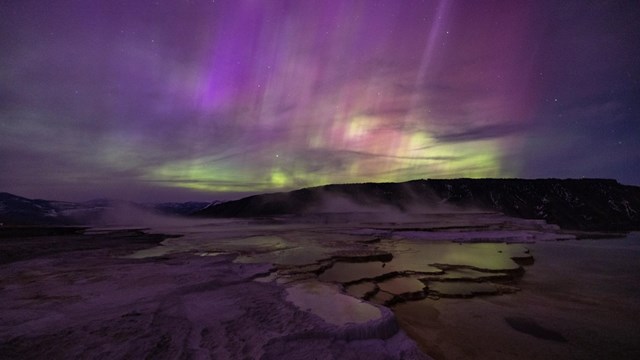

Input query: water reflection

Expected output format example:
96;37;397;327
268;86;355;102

127;212;555;304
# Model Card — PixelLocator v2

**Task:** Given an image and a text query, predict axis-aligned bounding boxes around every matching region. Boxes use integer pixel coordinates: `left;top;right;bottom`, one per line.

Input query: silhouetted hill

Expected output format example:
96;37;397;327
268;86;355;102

150;201;217;216
0;192;212;226
0;192;76;225
193;179;640;231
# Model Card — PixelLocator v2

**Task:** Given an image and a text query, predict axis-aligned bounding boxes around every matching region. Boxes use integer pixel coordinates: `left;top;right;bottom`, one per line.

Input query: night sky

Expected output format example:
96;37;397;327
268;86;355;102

1;0;639;201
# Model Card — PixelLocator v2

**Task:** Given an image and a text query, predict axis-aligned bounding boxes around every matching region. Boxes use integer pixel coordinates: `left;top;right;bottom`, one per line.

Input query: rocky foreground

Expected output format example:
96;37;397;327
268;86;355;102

0;228;429;359
1;210;574;359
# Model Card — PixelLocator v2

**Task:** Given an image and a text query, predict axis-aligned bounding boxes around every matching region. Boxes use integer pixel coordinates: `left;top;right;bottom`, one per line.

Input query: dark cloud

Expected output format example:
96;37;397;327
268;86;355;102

433;123;530;143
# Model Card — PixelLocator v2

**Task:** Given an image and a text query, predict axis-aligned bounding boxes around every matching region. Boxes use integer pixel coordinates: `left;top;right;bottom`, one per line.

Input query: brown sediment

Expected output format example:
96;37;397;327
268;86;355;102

504;316;567;342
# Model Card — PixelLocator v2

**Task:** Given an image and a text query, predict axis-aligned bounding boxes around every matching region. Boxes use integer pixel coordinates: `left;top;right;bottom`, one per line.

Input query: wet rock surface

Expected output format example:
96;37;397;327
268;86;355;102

0;229;429;359
392;234;640;360
2;213;626;359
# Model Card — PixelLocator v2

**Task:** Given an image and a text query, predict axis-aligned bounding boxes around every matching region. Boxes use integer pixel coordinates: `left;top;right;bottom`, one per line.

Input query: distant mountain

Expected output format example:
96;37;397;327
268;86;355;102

193;179;640;231
0;192;75;225
150;201;219;216
0;192;214;226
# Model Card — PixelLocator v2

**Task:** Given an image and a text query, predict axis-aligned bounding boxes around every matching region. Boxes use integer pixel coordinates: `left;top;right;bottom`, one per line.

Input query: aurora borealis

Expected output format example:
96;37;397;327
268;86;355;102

1;0;639;201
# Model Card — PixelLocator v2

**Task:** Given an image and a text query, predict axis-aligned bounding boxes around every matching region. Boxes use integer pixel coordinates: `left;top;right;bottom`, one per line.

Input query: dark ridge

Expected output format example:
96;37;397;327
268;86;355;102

0;192;77;226
0;192;214;226
192;178;640;231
